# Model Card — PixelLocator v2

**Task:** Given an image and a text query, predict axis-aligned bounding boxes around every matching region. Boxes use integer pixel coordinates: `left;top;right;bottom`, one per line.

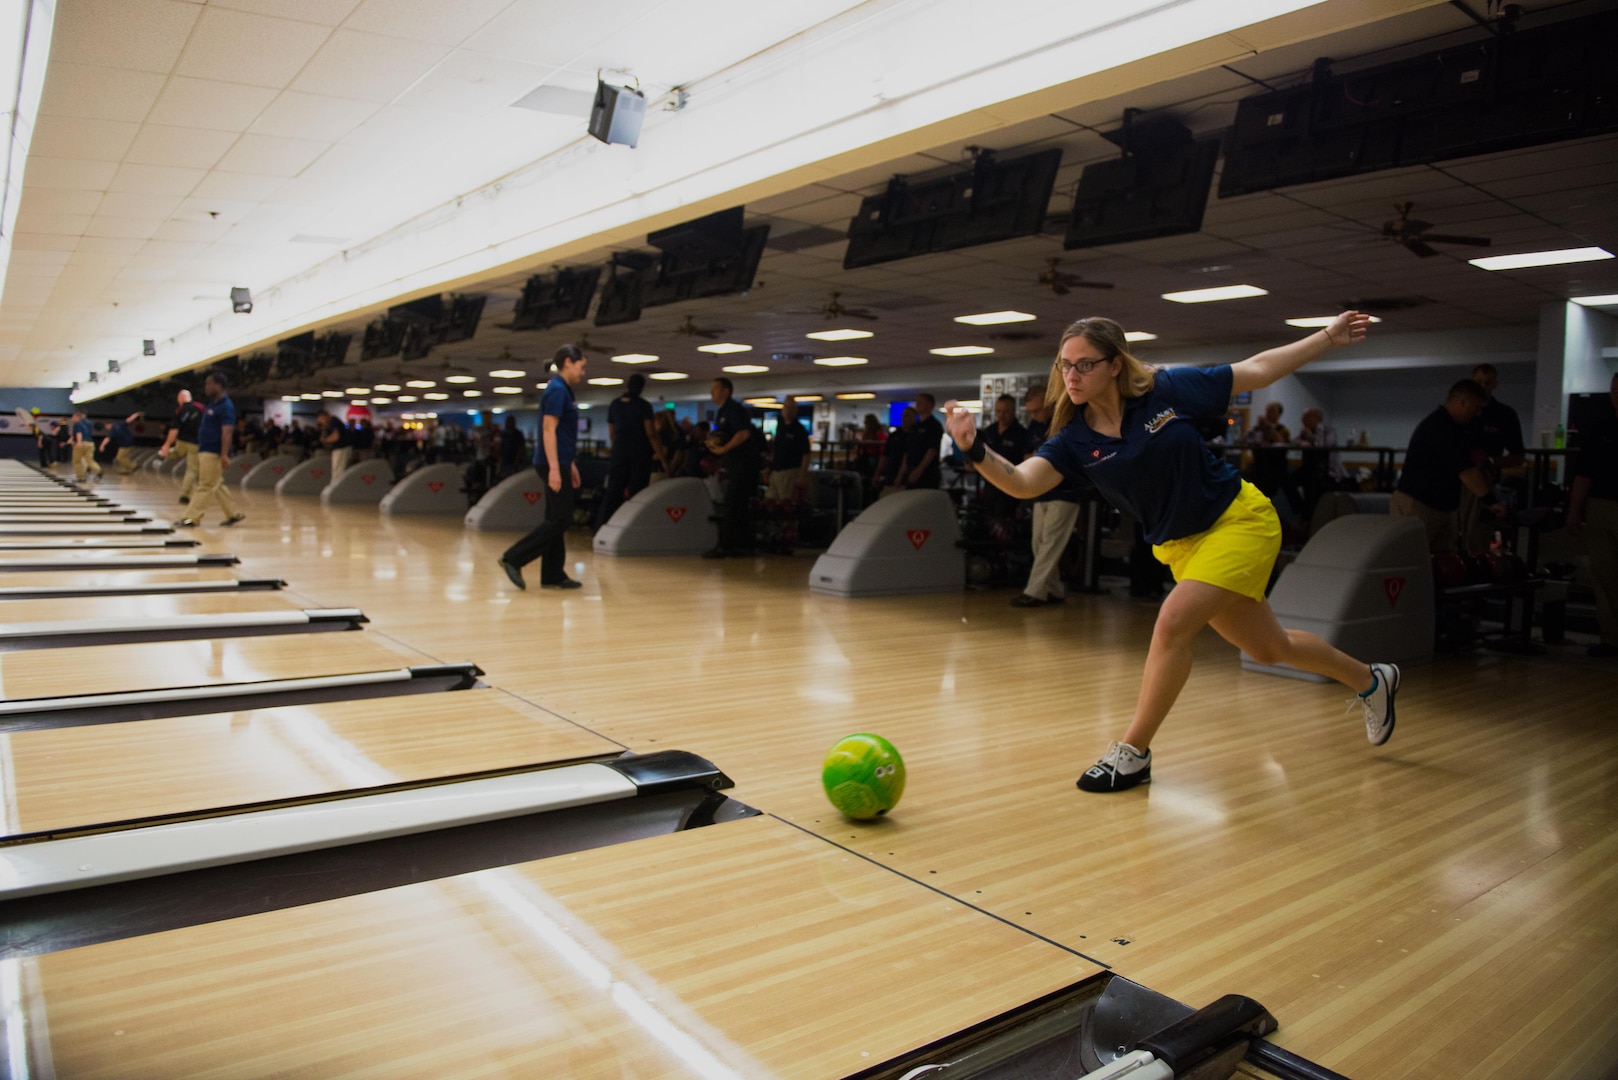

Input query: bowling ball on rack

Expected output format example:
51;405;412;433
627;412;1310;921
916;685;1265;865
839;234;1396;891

822;733;906;821
1433;554;1468;589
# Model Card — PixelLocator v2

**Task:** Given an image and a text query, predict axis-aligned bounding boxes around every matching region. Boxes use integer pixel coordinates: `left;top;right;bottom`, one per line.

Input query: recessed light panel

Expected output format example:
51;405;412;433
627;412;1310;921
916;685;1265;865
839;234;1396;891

489;369;526;378
1284;315;1381;328
611;353;659;364
648;371;687;380
794;395;823;402
423;392;449;400
1161;285;1268;303
698;343;752;354
493;386;522;394
814;356;867;367
405;379;436;388
1571;293;1618;307
321;390;343;397
929;346;995;357
588;377;624;386
345;387;370;395
374;383;401;392
445;375;476;384
836;392;876;400
721;364;769;374
1124;331;1157;342
807;329;873;341
1470;247;1613;271
954;311;1035;326
462;390;482;397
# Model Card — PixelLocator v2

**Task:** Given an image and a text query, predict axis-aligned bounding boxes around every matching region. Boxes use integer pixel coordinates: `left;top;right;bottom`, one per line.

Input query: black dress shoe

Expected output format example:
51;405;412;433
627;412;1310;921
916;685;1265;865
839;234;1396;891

497;559;526;590
540;576;582;590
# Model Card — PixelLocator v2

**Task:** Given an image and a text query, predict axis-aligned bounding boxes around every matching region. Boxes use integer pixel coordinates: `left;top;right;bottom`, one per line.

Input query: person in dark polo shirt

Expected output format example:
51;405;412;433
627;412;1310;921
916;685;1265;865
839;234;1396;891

897;392;944;490
1392;379;1504;554
703;377;761;558
1568;372;1618;657
598;372;658;528
1458;362;1525;553
764;398;812;502
498;344;587;591
971;393;1028;521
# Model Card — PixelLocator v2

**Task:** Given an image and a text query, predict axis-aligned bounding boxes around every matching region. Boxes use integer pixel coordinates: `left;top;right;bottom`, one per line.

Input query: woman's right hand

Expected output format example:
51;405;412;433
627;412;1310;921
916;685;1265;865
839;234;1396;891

943;401;976;449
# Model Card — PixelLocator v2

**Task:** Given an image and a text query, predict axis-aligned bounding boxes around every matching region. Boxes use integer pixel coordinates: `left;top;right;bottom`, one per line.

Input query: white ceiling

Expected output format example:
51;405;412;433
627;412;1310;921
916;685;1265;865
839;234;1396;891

6;0;1617;407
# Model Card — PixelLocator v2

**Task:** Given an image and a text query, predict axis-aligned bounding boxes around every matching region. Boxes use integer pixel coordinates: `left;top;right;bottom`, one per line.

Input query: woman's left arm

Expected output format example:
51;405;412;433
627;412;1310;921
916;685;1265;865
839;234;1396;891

1230;311;1372;395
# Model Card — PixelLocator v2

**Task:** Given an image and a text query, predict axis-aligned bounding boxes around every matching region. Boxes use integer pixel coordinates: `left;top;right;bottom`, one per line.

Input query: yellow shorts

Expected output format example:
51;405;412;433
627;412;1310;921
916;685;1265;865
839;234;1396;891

1151;481;1281;602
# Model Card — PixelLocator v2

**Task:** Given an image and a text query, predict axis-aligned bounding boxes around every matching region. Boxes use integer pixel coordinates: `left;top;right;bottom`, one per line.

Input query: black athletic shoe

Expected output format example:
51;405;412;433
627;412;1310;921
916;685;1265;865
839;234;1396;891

497;559;526;591
1077;741;1151;793
177;496;190;505
540;577;582;590
221;514;245;527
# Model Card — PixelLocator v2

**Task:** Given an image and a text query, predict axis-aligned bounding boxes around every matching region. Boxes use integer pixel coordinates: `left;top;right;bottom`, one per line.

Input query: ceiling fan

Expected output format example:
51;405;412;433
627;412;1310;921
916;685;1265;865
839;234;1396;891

674;314;724;339
573;331;623;354
1038;257;1114;296
817;291;878;321
1382;202;1491;258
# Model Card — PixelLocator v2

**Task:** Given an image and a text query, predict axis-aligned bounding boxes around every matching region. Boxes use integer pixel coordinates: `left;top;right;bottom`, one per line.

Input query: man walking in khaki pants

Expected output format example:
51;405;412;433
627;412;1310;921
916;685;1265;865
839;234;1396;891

157;388;205;505
178;370;244;529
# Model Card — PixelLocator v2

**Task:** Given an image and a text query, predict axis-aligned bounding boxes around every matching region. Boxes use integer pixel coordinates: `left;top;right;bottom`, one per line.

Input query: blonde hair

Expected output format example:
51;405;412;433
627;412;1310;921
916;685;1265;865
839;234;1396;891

1047;316;1155;432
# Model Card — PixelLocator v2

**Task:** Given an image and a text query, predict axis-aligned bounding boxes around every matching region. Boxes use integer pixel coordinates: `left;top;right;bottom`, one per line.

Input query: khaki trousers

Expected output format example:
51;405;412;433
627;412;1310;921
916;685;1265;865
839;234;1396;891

188;452;239;523
172;440;200;499
1025;499;1082;601
1390;490;1457;555
71;442;100;479
764;466;803;501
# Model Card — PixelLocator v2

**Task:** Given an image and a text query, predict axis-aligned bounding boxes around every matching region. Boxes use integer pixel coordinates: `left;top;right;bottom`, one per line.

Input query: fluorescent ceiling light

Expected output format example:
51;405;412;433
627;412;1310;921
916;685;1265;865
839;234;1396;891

1284;315;1382;328
374;383;401;392
588;377;624;386
957;399;983;412
345;387;370;395
1570;293;1618;306
462;390;482;397
1470;247;1614;271
929;345;994;357
281;395;300;402
807;329;873;342
954;311;1035;326
1161;285;1268;303
698;343;752;354
489;368;526;378
814;356;868;367
321;390;343;397
405;379;436;388
745;398;781;408
493;386;522;394
445;375;476;384
350;400;367;407
396;395;419;402
722;364;769;374
424;392;449;400
794;395;823;402
1124;331;1157;342
300;393;321;400
648;371;687;380
837;392;875;400
611;353;659;364
371;397;392;404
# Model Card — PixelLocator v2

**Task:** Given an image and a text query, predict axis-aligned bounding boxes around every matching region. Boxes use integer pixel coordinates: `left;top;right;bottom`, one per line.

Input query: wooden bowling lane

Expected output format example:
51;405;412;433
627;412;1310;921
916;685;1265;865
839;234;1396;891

0;592;301;624
0;569;278;599
0;538;195;550
9;814;1101;1080
0;633;434;704
0;690;622;838
0;551;236;571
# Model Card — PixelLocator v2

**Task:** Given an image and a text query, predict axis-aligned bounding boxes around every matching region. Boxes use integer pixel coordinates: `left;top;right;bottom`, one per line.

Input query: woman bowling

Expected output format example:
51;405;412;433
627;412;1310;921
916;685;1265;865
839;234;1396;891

943;311;1397;792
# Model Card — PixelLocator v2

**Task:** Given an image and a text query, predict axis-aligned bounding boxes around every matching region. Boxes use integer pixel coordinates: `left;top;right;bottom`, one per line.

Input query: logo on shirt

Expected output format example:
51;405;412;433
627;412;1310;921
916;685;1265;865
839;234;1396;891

1145;408;1178;434
1084;450;1119;467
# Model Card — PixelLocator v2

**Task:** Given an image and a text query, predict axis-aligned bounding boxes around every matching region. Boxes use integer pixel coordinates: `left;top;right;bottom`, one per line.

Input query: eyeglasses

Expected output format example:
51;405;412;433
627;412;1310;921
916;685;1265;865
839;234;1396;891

1057;357;1108;377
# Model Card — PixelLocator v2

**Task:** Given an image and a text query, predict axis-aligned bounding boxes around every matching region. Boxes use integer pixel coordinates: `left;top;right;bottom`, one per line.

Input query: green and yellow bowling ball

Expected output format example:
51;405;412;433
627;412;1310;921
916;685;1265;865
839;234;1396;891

821;733;906;820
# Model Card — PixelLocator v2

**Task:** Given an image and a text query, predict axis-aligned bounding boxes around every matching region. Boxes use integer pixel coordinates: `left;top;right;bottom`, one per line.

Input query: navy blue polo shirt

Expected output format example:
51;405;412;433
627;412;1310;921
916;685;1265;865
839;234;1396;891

110;421;134;448
72;418;93;442
714;398;759;459
534;375;579;470
1036;365;1239;544
771;417;811;470
1027;418;1085;504
197;396;235;453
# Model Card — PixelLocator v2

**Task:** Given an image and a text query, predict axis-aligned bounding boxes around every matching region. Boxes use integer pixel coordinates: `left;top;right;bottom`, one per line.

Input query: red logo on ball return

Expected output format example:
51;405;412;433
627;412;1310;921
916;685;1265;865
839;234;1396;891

427;481;444;494
907;529;929;551
1383;576;1405;607
666;506;687;523
522;491;541;505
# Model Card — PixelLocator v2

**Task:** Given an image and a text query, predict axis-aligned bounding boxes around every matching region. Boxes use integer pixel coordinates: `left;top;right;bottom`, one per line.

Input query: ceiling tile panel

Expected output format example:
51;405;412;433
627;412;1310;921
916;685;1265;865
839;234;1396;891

211;0;364;26
214;134;332;177
96;192;185;221
342;0;512;45
109;163;207;197
24;117;140;162
461;0;663;66
11;210;93;236
16;189;103;216
9;233;82;254
174;7;334;88
49;0;201;74
249;91;381;142
147;77;281;132
124;125;242;171
20;157;118;191
393;50;557;116
190;171;291;203
289;29;451;103
83;216;163;242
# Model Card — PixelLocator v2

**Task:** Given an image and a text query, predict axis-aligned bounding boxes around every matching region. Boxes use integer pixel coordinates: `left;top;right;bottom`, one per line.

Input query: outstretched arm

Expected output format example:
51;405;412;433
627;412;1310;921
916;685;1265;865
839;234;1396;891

1230;311;1371;395
943;402;1061;499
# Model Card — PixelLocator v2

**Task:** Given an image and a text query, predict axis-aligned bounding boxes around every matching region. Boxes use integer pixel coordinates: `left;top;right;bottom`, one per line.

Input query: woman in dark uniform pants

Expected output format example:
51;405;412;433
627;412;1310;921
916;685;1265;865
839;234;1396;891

945;312;1399;793
498;345;587;591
